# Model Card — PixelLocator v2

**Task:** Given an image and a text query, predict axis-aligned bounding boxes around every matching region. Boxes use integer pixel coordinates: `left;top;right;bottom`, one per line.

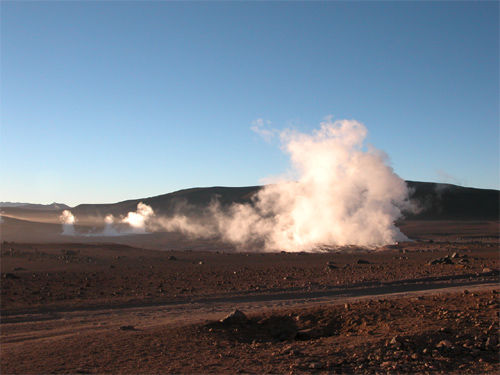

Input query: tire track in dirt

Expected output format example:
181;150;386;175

2;270;498;322
2;274;498;348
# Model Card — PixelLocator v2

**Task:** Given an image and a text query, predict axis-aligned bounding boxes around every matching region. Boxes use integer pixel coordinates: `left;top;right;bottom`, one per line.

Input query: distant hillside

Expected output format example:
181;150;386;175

71;186;260;218
404;181;498;221
0;202;31;208
0;202;70;210
71;182;498;221
2;182;497;222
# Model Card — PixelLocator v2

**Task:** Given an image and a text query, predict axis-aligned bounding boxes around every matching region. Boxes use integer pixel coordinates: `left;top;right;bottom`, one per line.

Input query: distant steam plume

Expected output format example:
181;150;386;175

60;203;154;236
118;202;154;235
60;210;76;236
159;118;414;251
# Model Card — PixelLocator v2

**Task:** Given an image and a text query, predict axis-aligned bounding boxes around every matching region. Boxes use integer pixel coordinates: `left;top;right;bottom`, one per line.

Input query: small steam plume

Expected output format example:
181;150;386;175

116;202;154;235
159;118;414;251
60;210;76;236
60;203;154;237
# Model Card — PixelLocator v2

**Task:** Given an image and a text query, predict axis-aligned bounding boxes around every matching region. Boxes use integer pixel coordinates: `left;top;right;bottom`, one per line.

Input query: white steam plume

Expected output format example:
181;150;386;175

60;203;154;237
58;118;413;251
60;210;76;236
120;202;154;234
159;118;413;251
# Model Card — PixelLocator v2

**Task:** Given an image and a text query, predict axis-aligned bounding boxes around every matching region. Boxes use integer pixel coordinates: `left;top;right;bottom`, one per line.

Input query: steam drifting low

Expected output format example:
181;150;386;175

61;118;414;251
60;203;154;237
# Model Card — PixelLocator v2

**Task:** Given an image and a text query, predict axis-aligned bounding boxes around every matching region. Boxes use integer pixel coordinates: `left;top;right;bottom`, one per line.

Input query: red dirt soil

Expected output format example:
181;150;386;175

1;221;499;374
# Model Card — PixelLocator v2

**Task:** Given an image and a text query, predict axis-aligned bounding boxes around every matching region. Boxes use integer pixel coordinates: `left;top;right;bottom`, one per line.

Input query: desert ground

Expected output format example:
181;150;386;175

1;221;499;374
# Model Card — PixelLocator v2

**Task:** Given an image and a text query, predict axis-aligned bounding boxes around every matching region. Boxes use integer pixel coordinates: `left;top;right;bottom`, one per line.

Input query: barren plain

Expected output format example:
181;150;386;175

1;220;499;374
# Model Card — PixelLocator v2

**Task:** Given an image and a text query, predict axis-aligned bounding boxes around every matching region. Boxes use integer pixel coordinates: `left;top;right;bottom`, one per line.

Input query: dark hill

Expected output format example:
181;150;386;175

71;186;261;218
3;182;497;223
71;182;498;221
404;181;498;221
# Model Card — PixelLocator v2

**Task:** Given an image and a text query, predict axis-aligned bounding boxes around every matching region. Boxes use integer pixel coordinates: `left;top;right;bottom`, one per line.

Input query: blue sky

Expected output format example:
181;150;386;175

2;1;498;206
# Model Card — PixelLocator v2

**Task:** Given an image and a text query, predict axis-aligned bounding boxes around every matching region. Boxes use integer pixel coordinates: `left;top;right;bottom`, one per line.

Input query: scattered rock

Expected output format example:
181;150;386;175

276;330;297;341
309;362;324;369
120;325;136;331
482;268;499;275
486;336;498;347
2;273;19;279
381;361;393;369
168;256;177;261
61;250;78;256
296;328;322;341
221;309;248;325
437;340;453;348
356;259;371;264
74;368;90;374
428;257;454;265
390;335;404;344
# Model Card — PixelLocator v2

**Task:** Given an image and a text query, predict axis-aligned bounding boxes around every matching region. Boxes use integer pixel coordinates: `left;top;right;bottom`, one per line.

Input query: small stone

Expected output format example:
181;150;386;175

356;259;371;264
221;309;248;325
381;361;393;368
437;340;453;348
168;256;177;261
309;362;324;369
120;325;136;331
390;335;404;344
2;273;19;279
483;268;499;275
296;328;322;341
74;368;90;374
61;249;78;256
486;336;498;347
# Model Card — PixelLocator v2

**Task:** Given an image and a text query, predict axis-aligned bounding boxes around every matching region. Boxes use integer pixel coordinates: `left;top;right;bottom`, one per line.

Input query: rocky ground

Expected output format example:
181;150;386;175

1;221;499;374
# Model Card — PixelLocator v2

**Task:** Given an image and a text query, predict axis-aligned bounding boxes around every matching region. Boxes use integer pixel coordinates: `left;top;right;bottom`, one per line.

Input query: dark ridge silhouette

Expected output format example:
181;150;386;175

69;181;498;221
2;182;498;222
404;181;499;221
71;185;261;218
21;203;71;211
0;202;70;210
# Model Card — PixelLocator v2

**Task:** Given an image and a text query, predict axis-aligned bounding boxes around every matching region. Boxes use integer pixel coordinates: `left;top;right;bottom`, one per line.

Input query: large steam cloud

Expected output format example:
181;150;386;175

158;118;413;251
61;118;414;251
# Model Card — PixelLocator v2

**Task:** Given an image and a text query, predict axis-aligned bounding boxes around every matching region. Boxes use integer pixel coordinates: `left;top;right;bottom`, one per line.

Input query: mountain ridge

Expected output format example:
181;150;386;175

2;181;498;222
68;181;498;221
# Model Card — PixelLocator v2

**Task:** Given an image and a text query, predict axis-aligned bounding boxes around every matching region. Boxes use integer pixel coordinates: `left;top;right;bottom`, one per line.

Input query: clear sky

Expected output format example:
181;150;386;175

2;1;498;207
